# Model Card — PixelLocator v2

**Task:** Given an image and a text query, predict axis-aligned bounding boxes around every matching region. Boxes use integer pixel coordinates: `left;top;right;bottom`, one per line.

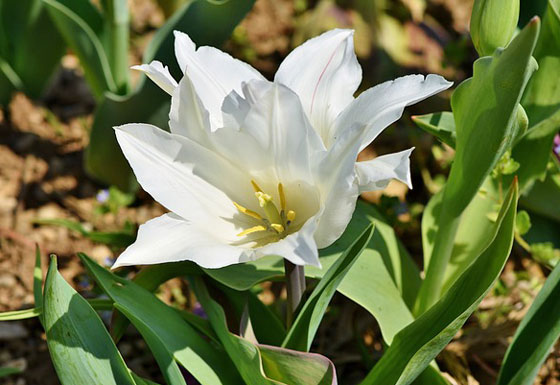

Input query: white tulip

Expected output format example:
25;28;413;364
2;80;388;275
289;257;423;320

114;29;452;269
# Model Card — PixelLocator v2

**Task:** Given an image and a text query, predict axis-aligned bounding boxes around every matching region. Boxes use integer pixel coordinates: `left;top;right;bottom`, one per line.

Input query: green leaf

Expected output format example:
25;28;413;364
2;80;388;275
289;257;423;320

514;0;560;190
43;257;137;385
415;18;540;313
78;253;240;385
282;224;374;352
0;307;41;320
85;0;256;190
192;277;338;384
520;173;560;223
412;112;456;147
34;218;135;248
258;344;337;385
361;180;518;385
192;277;278;385
42;0;117;99
0;367;22;377
34;245;43;311
497;262;560;385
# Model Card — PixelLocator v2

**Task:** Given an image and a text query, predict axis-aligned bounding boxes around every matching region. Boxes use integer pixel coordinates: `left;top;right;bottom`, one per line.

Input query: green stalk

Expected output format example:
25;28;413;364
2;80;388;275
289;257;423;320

102;0;130;95
284;259;305;328
414;197;461;316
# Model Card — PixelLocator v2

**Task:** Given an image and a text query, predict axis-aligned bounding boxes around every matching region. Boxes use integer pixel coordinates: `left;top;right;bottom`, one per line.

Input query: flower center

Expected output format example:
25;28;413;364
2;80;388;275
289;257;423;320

233;180;296;239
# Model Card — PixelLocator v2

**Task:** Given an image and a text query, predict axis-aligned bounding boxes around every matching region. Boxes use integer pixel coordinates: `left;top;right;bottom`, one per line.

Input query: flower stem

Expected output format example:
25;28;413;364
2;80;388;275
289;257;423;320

284;259;305;328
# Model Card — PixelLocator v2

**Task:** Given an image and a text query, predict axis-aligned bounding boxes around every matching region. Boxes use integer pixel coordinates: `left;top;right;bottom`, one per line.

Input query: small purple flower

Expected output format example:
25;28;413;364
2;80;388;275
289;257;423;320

96;189;110;203
553;134;560;162
192;302;207;319
103;256;116;266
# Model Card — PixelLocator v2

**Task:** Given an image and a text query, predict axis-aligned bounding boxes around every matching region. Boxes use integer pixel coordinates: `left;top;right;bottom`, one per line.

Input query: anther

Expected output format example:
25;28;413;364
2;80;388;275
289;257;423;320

251;180;263;193
233;202;262;220
271;224;285;233
286;210;296;223
278;183;286;211
237;225;267;237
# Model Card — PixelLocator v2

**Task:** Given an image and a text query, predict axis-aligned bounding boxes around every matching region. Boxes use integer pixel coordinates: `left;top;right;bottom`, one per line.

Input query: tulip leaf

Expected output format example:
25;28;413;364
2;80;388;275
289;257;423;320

361;180;518;385
514;0;560;191
519;172;560;223
0;367;22;378
0;307;42;321
85;0;256;190
412;112;456;147
422;177;500;292
282;224;374;352
43;257;137;385
192;277;338;384
78;253;241;385
34;218;136;248
42;0;117;99
258;344;337;385
415;18;540;313
0;0;65;103
497;261;560;385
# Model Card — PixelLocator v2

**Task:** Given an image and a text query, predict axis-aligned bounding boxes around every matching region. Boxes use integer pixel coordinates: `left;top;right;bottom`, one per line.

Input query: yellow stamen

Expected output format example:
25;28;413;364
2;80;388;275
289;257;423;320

278;183;286;211
233;201;262;220
286;210;296;223
237;225;267;237
251;180;263;193
271;223;285;233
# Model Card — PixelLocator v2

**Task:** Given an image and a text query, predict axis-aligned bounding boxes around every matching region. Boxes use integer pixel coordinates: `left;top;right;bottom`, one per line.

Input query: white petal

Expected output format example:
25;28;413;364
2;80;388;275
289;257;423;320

330;74;452;151
213;81;324;182
356;148;414;193
169;73;211;145
173;31;265;129
131;61;177;95
313;125;363;249
113;213;252;269
114;123;253;222
256;214;321;267
275;29;362;143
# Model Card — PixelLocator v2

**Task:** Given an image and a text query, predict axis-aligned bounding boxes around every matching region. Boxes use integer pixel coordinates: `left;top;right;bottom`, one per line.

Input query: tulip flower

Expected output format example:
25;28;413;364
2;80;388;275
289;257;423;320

113;29;451;269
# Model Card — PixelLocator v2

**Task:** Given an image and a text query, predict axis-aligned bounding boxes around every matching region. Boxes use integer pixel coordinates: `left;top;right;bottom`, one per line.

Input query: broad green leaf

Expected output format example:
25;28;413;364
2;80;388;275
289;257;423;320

110;261;201;342
422;177;500;293
282;224;374;352
416;18;540;313
361;180;518;385
43;257;137;385
100;0;130;94
192;277;278;385
42;0;117;99
514;0;560;190
520;172;560;223
411;112;456;147
258;344;337;385
0;0;65;99
193;277;338;384
497;262;560;385
114;304;187;385
85;0;256;190
78;253;240;385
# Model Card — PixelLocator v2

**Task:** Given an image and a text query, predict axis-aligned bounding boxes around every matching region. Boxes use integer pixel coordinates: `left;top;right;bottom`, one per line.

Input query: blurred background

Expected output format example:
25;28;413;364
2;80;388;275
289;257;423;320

0;0;558;384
